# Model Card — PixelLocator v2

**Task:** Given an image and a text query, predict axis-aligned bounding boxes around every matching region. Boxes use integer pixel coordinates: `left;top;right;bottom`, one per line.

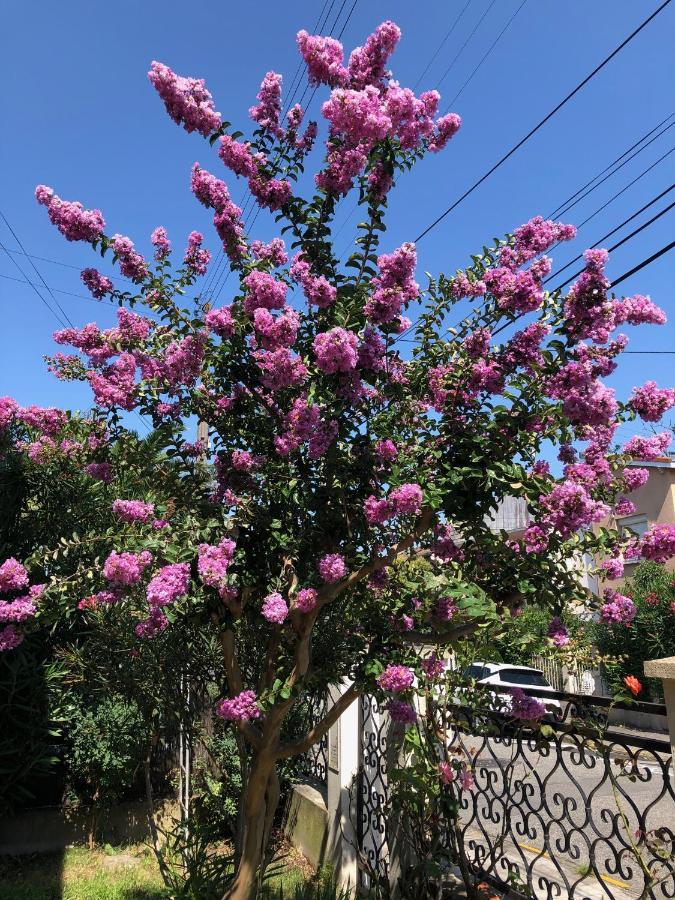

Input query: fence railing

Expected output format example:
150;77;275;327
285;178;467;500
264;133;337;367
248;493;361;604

353;687;675;898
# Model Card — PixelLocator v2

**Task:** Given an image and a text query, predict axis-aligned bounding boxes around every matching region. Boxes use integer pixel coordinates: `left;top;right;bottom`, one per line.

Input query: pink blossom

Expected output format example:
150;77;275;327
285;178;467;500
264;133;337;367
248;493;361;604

539;482;609;539
110;234;149;282
432;525;464;563
0;397;18;431
600;589;636;625
81;268;113;299
439;761;455;784
35;186;105;243
191;163;231;210
0;624;24;652
184;231;211;275
375;439;398;462
243;270;288;314
205;305;236;338
0;558;29;593
218;135;258;178
378;664;414;693
295;588;318;613
600;558;624;580
313;327;359;373
216;689;261;723
629;382;675;422
547;617;570;647
434;596;457;621
615;294;666;326
316;144;368;195
248;173;293;211
290;254;337;308
296;30;347;87
428;112;461;152
151;226;171;260
421;654;445;680
364;495;392;526
162;334;205;391
640;524;675;563
87;353;137;410
261;592;289;625
197;537;236;592
253;307;299;350
510;688;546;720
146;563;190;607
249;71;283;135
135;607;169;639
389;483;423;515
103;550;152;586
623;467;650;492
251;238;288;267
148;61;221;136
623;432;671;461
255;348;307;391
17;405;66;436
112;499;155;524
387;699;416;725
523;526;549;554
614;497;636;517
347;21;400;88
365;243;419;325
318;553;347;583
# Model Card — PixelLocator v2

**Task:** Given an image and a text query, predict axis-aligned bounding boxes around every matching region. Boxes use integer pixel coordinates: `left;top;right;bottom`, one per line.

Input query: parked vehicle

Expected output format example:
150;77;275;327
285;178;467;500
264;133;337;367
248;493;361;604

462;662;563;716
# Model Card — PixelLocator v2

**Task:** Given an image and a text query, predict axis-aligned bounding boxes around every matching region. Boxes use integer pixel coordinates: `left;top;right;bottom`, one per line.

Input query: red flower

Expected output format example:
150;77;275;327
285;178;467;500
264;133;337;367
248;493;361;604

624;675;642;696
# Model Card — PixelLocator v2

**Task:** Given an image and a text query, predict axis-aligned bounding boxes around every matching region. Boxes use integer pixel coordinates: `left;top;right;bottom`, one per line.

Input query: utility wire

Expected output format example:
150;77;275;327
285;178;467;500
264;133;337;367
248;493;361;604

0;210;75;327
609;240;675;289
548;112;674;218
443;0;528;112
413;0;673;243
413;0;474;90
435;0;499;90
546;183;674;282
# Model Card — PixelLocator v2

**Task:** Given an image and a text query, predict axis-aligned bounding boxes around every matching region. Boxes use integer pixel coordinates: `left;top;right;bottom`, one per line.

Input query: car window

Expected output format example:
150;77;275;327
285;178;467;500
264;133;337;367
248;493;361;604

498;669;548;687
463;664;487;681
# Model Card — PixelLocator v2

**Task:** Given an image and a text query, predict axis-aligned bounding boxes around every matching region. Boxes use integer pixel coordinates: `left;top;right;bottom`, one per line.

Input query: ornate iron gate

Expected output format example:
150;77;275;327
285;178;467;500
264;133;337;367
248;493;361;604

357;693;390;888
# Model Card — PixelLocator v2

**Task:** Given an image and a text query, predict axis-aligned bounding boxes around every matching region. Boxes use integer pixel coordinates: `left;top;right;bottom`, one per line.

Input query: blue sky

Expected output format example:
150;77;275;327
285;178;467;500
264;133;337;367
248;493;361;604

1;0;673;448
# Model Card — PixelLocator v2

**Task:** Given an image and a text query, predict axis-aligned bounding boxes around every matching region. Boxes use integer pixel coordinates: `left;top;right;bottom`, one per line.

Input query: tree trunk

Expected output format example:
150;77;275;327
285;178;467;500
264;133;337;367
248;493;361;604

223;751;279;900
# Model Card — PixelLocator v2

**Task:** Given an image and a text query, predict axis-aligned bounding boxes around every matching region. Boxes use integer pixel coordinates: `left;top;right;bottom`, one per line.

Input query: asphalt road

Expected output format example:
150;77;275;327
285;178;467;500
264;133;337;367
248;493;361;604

455;734;675;899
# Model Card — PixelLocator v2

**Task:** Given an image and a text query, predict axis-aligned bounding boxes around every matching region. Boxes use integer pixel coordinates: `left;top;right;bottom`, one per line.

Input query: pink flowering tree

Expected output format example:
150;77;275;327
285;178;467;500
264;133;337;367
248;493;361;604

2;19;675;898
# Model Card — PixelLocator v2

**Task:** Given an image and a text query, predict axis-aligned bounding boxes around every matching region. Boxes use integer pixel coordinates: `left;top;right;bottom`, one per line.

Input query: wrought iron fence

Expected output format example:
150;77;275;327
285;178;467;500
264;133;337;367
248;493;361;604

300;692;328;784
355;686;675;899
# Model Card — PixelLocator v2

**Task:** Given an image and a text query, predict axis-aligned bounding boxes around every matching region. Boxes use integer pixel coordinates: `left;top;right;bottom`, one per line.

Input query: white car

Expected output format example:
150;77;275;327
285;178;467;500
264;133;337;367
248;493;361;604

462;662;562;716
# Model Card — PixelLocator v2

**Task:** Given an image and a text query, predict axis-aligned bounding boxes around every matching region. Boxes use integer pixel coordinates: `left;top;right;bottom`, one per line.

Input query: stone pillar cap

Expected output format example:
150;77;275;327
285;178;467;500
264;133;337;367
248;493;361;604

644;656;675;679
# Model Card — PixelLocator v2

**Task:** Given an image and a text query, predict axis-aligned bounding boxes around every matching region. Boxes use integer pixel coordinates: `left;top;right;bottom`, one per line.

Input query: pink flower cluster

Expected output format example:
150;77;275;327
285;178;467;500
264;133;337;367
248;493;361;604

273;396;337;458
509;688;546;720
135;608;169;639
197;537;236;594
365;243;419;325
184;231;211;275
151;226;171;260
0;397;18;431
255;348;307;392
218;135;258;178
296;30;348;86
0;558;29;593
146;563;190;608
35;185;105;243
421;654;445;680
500;216;576;269
191;164;244;261
103;550;153;586
148;61;221;136
623;432;671;461
249;71;283;136
547;617;570;647
434;596;458;621
84;462;112;482
112;499;155;524
251;238;288;267
377;664;414;693
205;305;236;338
375;439;398;462
600;589;636;625
432;525;464;563
81;268;113;299
294;588;318;613
629;382;675;422
243;270;288;315
318;553;347;583
290;254;337;308
313;327;359;373
600;558;625;580
640;524;675;563
364;483;423;525
216;689;261;723
87;353;137;411
261;592;289;624
538;482;608;539
253;307;299;350
111;234;149;282
387;699;416;725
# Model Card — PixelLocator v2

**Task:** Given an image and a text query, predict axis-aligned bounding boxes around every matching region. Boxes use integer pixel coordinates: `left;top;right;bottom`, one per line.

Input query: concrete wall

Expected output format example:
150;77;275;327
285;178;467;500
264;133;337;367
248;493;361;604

0;799;177;855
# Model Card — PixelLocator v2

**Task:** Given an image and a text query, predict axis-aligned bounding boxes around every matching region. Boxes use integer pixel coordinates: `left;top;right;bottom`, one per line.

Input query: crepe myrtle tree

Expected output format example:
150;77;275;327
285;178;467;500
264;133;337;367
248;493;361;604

1;19;675;899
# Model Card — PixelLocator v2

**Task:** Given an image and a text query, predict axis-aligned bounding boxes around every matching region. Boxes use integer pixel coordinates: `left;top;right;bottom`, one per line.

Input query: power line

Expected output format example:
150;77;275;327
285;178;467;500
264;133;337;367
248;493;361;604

435;0;499;90
0;210;75;327
413;0;673;243
0;240;70;328
413;0;474;90
443;0;528;112
546;183;674;283
609;239;675;289
553;121;674;221
548;112;674;218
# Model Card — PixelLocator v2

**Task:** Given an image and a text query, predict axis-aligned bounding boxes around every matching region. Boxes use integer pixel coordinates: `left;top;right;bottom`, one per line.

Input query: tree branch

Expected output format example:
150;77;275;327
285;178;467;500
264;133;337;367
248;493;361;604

276;682;361;759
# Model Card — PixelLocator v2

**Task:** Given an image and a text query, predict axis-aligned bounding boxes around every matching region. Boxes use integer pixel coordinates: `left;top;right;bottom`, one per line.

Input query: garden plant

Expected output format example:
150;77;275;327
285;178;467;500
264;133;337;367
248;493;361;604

1;18;674;899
